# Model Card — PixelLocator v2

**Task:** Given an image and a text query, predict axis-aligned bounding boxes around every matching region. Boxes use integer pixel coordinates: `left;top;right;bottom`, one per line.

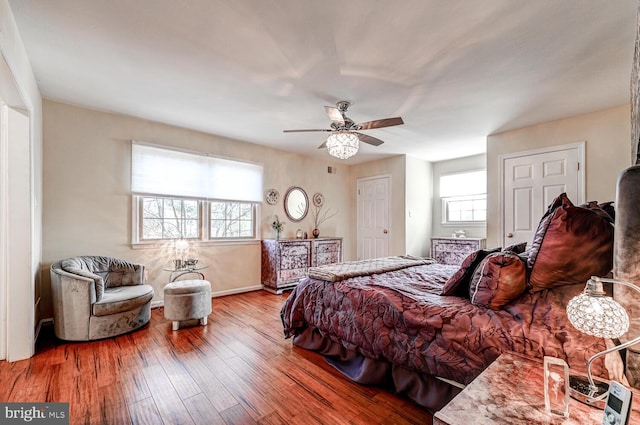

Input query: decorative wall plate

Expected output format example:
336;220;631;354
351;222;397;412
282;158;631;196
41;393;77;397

312;192;324;207
266;189;279;205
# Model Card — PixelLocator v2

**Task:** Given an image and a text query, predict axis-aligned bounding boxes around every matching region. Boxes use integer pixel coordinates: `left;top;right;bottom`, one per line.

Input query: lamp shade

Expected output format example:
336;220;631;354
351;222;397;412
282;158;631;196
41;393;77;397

566;292;629;339
326;132;359;159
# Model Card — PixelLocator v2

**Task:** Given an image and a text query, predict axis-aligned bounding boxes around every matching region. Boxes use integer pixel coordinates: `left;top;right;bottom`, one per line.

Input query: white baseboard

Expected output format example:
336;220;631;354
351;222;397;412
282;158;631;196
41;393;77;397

150;284;265;309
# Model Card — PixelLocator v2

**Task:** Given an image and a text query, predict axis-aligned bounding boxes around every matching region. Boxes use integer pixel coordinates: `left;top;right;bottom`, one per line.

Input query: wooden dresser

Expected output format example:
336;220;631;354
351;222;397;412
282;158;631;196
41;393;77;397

261;237;342;294
431;237;486;265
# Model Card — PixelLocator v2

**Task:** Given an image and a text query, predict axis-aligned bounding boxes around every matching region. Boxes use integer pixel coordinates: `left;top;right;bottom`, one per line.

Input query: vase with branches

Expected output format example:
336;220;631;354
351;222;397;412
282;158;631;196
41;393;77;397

310;205;337;238
272;215;285;240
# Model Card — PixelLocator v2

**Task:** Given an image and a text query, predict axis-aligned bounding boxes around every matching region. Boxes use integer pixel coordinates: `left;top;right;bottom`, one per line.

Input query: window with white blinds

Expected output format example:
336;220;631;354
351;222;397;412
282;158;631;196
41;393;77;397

131;141;263;203
131;141;263;244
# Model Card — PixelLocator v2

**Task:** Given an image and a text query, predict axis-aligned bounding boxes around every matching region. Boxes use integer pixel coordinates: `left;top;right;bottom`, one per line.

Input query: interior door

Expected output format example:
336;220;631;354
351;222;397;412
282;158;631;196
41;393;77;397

502;144;583;248
357;175;391;260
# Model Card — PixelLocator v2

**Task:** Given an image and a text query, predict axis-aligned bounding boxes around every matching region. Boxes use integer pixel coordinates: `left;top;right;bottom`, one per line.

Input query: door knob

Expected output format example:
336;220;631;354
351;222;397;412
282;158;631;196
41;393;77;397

383;229;388;234
506;232;513;238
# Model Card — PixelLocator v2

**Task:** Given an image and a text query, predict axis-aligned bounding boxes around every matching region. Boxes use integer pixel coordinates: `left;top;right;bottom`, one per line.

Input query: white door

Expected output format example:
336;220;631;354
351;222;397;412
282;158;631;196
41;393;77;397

357;175;391;260
501;143;584;247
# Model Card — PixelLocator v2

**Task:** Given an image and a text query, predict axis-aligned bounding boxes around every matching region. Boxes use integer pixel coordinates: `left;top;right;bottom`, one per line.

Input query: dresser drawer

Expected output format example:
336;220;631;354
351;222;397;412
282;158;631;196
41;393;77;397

315;241;340;253
281;244;310;257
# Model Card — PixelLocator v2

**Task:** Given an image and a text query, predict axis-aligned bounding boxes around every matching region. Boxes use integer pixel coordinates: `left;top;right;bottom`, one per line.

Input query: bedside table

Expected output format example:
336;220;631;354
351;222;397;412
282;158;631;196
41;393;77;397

434;352;640;425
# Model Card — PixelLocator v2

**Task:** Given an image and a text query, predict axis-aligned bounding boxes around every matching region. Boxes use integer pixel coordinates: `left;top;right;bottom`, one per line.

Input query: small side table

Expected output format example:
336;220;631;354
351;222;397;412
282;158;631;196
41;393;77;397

434;352;640;425
163;265;208;282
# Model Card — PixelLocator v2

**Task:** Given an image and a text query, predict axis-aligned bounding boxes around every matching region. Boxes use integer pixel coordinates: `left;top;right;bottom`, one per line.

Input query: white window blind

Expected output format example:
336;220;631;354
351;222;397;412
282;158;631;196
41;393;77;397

440;170;486;197
131;142;264;203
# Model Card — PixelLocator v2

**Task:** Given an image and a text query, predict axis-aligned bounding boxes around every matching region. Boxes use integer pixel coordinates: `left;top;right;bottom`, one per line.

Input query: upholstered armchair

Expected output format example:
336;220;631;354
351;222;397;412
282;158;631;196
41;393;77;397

50;256;154;341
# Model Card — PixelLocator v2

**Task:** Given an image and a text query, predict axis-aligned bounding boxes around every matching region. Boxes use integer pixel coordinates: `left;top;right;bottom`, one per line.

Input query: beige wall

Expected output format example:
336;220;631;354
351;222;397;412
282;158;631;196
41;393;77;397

406;156;433;257
42;100;352;316
486;104;631;247
431;154;487;241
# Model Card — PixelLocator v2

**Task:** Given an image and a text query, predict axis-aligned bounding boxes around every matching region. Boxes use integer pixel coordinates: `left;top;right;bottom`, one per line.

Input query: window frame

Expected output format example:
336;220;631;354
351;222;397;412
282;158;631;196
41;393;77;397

441;194;487;227
131;195;260;248
439;169;487;227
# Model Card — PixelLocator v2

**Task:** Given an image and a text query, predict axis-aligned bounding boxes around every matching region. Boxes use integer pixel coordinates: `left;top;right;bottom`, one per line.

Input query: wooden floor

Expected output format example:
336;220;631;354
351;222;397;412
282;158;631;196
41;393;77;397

0;290;433;425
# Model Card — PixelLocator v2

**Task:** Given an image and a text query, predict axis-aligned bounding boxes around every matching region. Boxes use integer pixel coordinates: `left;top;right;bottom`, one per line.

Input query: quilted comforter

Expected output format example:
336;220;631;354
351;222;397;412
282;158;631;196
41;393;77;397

281;262;607;386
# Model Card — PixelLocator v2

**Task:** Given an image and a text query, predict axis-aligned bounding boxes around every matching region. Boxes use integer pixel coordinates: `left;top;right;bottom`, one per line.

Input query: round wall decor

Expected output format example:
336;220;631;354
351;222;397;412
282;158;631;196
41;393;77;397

266;189;279;205
312;192;324;207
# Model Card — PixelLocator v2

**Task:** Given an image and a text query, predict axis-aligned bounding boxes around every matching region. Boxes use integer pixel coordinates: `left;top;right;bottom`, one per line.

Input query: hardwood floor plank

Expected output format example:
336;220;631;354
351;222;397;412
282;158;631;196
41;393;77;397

219;404;258;425
141;363;195;425
128;397;164;425
0;290;434;424
182;392;227;425
178;350;239;412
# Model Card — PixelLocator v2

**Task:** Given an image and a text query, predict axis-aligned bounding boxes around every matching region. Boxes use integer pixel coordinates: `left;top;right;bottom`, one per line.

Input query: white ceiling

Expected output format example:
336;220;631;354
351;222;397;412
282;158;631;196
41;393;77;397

8;0;638;163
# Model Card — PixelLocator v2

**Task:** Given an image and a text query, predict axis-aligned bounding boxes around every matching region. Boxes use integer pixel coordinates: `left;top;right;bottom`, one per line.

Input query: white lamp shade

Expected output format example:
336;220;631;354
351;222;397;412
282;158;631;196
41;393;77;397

326;132;359;159
566;293;629;339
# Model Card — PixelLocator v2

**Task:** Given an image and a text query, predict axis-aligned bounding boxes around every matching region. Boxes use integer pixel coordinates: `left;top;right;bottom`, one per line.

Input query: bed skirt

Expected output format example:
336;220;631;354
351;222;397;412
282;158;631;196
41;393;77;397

292;326;463;412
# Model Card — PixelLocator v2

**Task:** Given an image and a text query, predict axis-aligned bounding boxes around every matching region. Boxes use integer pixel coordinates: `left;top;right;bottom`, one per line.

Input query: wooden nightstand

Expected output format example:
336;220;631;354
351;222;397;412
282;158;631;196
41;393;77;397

434;352;640;425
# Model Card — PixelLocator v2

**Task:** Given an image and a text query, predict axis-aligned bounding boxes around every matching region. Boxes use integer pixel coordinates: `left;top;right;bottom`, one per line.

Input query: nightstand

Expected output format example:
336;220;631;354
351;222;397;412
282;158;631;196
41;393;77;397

434;352;640;425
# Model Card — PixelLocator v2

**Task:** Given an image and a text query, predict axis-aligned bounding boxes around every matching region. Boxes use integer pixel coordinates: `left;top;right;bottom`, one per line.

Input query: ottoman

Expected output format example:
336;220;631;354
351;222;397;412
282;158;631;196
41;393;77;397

163;279;212;330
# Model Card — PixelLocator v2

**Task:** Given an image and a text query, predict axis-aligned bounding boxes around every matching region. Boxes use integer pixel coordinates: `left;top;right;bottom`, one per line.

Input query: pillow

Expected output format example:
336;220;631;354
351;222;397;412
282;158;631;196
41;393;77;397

504;242;527;254
469;251;527;310
440;247;501;297
579;200;615;222
528;193;614;292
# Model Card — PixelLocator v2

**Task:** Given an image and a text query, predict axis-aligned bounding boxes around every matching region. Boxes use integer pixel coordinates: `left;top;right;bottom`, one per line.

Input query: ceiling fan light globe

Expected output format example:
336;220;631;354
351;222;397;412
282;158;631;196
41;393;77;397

327;132;359;160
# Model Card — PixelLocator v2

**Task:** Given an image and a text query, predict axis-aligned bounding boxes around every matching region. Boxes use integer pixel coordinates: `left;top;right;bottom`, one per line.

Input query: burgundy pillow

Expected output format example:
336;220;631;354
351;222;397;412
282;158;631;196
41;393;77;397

504;242;527;254
440;247;501;297
469;251;527;310
528;194;614;292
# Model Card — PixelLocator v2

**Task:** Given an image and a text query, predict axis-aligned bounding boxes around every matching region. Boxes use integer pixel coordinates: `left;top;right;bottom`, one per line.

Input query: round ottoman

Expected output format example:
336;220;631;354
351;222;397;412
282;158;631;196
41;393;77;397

163;279;212;330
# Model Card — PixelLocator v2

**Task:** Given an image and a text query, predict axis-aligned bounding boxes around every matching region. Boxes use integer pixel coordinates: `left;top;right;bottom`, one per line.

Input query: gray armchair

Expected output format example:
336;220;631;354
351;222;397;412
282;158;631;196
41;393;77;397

50;256;154;341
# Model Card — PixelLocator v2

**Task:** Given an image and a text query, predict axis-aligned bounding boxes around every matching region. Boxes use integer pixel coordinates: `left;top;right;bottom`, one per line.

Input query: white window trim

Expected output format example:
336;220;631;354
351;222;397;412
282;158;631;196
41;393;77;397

131;195;261;249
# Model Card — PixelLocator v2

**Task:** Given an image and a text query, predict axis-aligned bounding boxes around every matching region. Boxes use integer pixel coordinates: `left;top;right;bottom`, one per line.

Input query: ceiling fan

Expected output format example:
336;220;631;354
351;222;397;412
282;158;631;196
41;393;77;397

283;101;404;159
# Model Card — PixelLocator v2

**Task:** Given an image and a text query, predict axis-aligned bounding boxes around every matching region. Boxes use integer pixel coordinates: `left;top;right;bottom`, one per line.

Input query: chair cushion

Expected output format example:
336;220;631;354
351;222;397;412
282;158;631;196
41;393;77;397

92;284;154;317
61;256;145;301
164;280;211;295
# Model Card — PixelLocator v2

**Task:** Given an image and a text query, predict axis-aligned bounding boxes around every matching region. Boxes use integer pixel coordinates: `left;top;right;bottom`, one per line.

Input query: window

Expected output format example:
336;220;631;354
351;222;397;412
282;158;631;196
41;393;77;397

137;196;257;242
210;201;255;238
440;170;487;225
131;142;263;244
141;197;200;240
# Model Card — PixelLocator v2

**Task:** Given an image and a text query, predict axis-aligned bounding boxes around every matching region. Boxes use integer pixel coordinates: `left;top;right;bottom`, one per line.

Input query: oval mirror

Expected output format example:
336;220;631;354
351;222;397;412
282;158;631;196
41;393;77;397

284;186;309;222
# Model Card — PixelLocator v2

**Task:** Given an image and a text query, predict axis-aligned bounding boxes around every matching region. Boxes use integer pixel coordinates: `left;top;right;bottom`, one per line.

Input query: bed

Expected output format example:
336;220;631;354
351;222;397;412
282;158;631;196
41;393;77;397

280;193;618;411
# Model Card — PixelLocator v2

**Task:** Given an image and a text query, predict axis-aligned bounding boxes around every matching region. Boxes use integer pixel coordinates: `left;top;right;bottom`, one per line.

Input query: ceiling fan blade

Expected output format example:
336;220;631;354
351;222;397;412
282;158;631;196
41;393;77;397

324;106;345;125
355;132;384;146
283;129;332;133
357;117;404;130
318;141;327;149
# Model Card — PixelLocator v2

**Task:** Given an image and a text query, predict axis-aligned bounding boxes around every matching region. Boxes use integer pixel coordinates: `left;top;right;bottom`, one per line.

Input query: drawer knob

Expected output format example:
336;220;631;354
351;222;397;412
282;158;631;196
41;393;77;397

506;232;514;238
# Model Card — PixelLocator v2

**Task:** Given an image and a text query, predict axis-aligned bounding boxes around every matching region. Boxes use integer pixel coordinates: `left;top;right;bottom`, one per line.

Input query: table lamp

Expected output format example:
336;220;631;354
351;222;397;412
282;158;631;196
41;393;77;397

566;275;640;407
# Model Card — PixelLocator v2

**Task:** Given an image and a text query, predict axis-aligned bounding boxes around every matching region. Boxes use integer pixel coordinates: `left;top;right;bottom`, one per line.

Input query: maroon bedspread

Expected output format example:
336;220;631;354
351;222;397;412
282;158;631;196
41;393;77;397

281;263;607;386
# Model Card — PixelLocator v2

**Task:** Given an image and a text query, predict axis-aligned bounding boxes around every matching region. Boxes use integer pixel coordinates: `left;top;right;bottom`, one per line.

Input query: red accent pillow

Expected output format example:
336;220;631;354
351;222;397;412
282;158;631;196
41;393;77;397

528;193;614;292
440;247;501;297
469;251;527;310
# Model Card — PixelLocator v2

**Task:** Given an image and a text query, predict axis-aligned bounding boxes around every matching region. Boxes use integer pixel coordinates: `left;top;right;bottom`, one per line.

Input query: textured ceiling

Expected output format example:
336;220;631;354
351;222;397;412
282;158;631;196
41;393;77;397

8;0;638;163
